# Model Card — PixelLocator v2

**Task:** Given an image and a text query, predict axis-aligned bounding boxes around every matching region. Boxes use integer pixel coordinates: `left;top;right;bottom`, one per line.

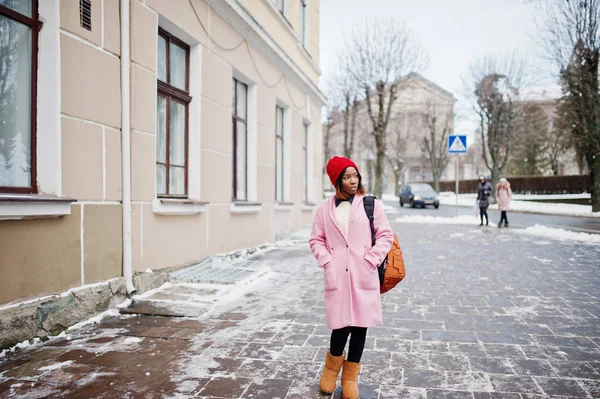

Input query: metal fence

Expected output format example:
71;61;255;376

431;175;590;194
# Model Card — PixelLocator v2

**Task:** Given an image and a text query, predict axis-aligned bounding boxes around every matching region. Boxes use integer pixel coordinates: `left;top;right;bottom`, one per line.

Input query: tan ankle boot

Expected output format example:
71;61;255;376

319;350;345;394
341;360;360;399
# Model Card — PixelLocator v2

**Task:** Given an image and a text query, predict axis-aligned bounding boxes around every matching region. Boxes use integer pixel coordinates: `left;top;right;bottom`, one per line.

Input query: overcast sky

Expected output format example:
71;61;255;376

319;0;557;133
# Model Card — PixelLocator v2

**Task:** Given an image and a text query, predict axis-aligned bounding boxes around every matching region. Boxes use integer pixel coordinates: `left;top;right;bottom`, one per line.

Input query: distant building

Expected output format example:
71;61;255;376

324;73;457;194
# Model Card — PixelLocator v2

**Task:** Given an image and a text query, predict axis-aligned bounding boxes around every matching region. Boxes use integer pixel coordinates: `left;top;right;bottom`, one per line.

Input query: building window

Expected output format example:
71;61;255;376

156;28;191;198
277;0;285;14
300;0;306;46
232;78;248;201
275;106;285;202
79;0;91;31
408;112;421;131
0;0;38;194
302;122;308;203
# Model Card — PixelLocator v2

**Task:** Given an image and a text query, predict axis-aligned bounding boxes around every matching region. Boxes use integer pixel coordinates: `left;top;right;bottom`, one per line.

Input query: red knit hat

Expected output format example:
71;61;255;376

326;156;359;187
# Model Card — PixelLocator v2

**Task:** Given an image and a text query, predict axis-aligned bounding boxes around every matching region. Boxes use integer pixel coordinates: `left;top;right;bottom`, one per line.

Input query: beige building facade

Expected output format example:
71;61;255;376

0;0;324;307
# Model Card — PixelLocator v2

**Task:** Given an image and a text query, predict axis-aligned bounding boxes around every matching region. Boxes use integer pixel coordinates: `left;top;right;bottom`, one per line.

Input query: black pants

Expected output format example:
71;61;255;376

500;211;508;226
479;205;489;224
330;326;367;363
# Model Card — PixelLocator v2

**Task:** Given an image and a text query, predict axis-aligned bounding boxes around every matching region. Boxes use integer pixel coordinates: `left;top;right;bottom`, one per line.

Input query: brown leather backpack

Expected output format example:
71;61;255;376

363;196;406;294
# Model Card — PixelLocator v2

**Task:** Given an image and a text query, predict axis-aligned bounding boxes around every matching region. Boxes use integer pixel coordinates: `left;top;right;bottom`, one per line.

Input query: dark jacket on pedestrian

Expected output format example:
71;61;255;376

477;179;493;206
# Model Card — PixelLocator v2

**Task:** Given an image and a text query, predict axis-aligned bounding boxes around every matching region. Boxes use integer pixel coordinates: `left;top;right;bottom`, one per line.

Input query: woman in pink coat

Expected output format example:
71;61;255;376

309;156;393;399
496;177;512;228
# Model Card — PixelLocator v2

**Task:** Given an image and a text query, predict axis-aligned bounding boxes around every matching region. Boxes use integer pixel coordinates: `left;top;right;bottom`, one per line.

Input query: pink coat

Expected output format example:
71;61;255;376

309;195;394;330
496;182;512;211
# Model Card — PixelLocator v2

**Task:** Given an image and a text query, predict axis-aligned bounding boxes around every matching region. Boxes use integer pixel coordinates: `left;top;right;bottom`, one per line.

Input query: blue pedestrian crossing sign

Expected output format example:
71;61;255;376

448;135;467;154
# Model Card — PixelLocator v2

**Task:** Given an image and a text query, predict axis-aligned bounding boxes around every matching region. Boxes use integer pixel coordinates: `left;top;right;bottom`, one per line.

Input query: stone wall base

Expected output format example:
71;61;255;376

0;269;172;350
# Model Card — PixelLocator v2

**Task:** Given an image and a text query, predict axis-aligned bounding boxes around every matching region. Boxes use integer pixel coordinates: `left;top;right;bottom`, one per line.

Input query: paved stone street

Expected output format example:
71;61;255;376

1;220;600;398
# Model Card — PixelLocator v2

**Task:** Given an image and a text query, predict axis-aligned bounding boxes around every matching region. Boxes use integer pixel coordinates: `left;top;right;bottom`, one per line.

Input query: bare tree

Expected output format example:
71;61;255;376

465;54;531;195
423;104;453;191
322;112;335;176
323;70;360;160
341;90;360;159
385;115;406;195
342;18;427;198
534;0;600;210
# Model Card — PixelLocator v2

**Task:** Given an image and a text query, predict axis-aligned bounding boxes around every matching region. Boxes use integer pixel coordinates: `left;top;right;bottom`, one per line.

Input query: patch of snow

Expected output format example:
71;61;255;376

38;360;74;372
4;337;43;356
529;256;553;264
65;298;132;332
513;193;590;200
198;269;273;318
75;372;116;387
515;224;600;244
145;268;153;273
382;202;398;214
116;298;133;309
123;337;144;344
134;282;174;300
395;214;495;227
439;193;600;218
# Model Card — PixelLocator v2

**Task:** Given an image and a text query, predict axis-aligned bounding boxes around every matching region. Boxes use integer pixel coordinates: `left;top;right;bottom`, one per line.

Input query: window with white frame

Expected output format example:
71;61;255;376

232;78;248;201
0;0;39;194
156;28;191;198
275;106;285;202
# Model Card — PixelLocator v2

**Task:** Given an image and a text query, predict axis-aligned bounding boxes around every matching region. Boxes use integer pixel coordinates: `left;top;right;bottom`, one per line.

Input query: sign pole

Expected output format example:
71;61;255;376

448;134;467;218
455;156;459;217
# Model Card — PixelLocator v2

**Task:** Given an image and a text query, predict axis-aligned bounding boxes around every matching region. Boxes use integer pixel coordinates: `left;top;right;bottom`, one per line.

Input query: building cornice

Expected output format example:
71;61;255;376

206;0;326;106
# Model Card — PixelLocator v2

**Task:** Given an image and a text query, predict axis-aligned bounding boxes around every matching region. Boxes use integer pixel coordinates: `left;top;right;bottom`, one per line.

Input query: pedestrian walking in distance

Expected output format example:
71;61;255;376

309;156;394;399
477;175;493;226
496;177;512;228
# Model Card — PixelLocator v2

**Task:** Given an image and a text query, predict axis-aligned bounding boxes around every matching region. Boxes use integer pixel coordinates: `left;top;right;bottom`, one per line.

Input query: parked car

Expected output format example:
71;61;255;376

399;183;440;208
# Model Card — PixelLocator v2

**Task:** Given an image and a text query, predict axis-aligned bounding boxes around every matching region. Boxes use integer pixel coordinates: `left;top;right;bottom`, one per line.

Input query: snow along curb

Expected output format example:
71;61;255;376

438;193;600;219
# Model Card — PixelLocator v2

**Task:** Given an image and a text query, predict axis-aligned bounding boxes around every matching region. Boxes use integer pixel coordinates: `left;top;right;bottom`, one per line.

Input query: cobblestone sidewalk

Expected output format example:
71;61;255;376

1;222;600;398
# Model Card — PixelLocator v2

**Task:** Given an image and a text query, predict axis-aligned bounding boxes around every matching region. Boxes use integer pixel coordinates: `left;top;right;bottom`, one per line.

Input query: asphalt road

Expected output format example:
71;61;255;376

383;199;600;235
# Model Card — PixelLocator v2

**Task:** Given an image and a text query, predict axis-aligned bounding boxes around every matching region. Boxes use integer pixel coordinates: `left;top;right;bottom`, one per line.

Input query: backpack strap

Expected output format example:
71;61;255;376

363;195;376;247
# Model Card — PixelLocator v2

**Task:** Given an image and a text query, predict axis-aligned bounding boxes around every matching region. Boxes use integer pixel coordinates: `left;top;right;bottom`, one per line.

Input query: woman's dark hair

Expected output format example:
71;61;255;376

335;167;366;200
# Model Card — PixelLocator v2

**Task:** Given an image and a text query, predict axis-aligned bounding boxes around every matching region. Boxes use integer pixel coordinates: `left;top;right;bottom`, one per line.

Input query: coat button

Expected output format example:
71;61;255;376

346;269;348;272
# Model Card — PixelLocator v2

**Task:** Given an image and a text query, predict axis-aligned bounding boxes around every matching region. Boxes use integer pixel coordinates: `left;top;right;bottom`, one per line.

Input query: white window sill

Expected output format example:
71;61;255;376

229;201;262;215
152;198;208;215
301;202;317;211
230;201;262;214
275;202;294;211
0;194;76;220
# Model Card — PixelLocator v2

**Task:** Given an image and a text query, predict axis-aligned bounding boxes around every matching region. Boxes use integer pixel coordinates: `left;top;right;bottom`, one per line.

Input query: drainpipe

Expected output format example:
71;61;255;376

121;0;135;294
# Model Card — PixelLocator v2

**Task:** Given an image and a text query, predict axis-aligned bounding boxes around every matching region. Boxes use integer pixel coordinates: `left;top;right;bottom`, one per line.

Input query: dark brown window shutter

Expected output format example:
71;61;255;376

80;0;92;31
